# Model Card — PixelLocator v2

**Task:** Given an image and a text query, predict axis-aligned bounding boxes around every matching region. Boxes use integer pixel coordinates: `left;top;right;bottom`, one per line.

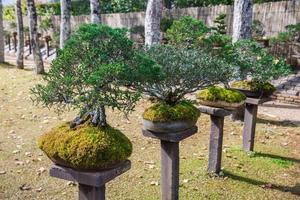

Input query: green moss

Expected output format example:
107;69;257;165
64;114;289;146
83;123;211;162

231;80;276;93
143;101;200;123
38;123;132;170
196;86;246;103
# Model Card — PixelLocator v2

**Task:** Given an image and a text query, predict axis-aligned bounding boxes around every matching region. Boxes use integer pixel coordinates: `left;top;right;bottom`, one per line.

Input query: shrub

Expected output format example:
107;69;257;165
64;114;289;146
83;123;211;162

197;86;246;103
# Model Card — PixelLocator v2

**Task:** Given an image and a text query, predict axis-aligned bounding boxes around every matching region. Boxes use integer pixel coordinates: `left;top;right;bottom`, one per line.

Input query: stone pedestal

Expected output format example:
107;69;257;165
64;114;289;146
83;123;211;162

243;98;271;152
143;126;198;200
49;160;131;200
198;105;232;174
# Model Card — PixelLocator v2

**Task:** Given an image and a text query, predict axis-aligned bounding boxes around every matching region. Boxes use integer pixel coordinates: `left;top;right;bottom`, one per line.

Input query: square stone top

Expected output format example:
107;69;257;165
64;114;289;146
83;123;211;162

50;160;131;187
245;97;272;105
198;105;232;117
142;126;198;142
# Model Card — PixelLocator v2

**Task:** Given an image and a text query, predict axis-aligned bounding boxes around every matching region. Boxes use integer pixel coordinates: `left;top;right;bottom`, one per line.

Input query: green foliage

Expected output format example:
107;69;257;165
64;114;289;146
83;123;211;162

39;7;54;34
202;33;232;47
270;22;300;43
38;123;132;170
135;45;235;105
197;86;246;103
160;17;174;32
143;101;200;122
216;40;291;83
212;13;227;35
166;16;210;48
231;80;276;94
31;24;149;117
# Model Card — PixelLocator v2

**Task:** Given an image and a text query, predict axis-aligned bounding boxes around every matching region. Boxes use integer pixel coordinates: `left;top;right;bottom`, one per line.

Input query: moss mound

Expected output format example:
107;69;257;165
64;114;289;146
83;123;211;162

231;80;276;94
38;123;132;170
196;86;246;103
143;101;200;123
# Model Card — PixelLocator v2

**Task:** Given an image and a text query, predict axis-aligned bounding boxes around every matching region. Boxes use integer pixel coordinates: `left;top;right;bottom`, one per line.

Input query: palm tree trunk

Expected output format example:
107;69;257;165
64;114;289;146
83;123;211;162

16;0;24;69
232;0;253;43
145;0;163;47
27;0;44;75
0;0;4;63
60;0;71;49
90;0;101;24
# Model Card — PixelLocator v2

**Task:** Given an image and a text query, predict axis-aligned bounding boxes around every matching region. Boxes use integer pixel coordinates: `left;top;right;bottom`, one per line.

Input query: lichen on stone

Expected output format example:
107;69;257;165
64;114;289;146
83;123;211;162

231;80;276;94
38;123;132;170
196;86;246;103
143;101;200;123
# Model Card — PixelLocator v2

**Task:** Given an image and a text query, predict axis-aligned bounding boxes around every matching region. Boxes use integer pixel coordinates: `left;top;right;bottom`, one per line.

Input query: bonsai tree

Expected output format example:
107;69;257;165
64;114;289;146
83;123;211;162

31;24;151;170
135;45;235;132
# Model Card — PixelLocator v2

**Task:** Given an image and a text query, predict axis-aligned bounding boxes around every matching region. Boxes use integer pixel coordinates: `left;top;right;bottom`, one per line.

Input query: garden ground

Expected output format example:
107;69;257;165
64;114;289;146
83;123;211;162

0;63;299;200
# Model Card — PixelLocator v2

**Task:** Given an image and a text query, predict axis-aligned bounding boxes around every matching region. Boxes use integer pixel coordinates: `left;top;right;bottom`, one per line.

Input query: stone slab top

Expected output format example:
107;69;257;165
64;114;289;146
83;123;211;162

245;97;272;105
197;105;232;117
49;160;131;187
142;126;198;142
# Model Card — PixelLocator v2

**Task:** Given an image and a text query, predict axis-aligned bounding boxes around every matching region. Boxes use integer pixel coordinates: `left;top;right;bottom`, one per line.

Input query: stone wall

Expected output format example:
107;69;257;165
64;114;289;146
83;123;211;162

4;0;300;37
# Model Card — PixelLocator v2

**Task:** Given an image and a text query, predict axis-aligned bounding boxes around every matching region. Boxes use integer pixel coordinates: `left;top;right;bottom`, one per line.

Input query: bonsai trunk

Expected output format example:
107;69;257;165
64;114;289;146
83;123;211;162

71;105;107;128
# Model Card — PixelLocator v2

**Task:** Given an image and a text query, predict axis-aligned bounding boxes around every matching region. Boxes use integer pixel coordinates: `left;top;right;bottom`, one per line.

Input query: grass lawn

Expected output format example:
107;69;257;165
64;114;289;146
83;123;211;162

0;63;299;200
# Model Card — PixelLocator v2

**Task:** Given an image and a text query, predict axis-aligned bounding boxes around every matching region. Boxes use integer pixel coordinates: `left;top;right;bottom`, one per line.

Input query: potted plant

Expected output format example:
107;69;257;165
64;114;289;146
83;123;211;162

135;45;233;133
217;40;291;98
31;24;145;170
196;86;246;110
230;80;276;98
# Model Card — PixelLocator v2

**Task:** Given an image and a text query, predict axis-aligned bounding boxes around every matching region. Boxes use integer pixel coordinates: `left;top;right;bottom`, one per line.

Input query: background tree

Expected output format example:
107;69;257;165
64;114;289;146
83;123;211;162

16;0;24;69
0;0;4;63
90;0;101;24
232;0;253;42
145;0;163;47
27;0;44;74
60;0;71;48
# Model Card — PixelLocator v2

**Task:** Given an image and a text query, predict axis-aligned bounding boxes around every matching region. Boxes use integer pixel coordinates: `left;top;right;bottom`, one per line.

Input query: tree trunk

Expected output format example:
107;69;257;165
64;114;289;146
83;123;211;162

0;0;4;63
145;0;163;47
90;0;101;24
89;0;106;127
27;0;44;75
60;0;71;49
232;0;253;43
16;0;24;69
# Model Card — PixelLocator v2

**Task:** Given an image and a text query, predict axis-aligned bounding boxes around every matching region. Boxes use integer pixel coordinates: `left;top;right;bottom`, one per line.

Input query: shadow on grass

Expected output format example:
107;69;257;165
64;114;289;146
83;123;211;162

257;117;300;127
224;171;300;196
252;152;300;164
0;62;34;72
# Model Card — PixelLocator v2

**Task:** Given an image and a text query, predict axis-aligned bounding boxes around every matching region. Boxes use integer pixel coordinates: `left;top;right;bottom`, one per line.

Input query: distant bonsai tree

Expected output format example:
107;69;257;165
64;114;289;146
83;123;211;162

31;24;153;128
218;40;291;84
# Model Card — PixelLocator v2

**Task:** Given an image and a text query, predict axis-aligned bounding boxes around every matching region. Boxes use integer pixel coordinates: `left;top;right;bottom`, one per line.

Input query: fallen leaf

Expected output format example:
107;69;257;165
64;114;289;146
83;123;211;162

19;184;31;191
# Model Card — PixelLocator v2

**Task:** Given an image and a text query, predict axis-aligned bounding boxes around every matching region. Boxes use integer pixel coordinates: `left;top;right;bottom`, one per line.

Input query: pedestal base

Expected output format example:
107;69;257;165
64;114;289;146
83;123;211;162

143;126;198;200
50;160;131;200
198;105;232;174
243;98;271;152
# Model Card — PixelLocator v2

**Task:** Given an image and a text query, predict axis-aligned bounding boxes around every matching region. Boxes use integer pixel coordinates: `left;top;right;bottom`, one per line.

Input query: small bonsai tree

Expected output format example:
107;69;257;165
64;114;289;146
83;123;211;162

134;44;235;125
212;13;227;35
166;16;210;48
31;24;147;128
136;45;235;105
218;40;291;85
